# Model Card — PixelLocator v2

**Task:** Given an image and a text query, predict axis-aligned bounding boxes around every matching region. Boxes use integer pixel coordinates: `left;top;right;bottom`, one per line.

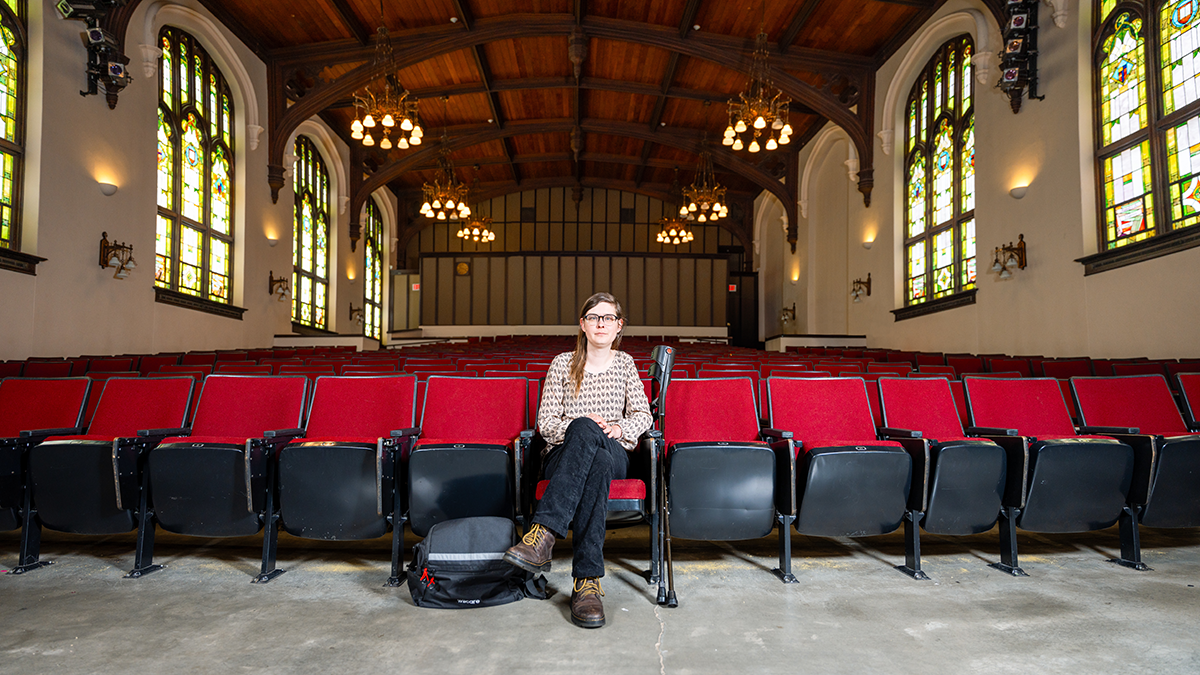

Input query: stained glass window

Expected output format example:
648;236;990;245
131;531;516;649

1094;5;1200;251
903;35;974;306
157;27;234;302
293;136;330;330
0;1;24;252
364;198;385;341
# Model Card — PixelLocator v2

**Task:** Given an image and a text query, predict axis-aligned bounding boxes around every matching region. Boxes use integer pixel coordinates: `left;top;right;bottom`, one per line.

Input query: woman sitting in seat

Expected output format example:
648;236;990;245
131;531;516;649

503;292;652;628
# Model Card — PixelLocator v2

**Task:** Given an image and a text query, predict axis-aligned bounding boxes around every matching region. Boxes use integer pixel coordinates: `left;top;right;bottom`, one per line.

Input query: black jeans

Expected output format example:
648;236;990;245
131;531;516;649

534;417;629;578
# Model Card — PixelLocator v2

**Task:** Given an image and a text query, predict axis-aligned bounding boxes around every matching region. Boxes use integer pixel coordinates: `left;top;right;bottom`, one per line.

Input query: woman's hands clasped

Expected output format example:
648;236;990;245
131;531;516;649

585;413;623;439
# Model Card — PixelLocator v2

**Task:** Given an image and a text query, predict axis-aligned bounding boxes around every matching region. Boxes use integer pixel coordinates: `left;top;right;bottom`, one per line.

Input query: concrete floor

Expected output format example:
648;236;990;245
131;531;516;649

2;525;1199;675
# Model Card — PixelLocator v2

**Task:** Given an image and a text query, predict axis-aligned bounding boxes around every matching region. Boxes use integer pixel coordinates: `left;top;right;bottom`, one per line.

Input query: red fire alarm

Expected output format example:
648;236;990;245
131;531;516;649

411;283;421;291
727;284;737;292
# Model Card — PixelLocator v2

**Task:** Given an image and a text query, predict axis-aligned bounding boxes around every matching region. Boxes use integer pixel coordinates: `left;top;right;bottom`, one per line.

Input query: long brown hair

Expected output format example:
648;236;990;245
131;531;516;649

569;292;625;395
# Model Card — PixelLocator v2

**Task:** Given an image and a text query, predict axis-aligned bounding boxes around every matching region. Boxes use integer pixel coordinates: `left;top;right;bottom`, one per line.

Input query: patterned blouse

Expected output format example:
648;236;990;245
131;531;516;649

537;350;653;452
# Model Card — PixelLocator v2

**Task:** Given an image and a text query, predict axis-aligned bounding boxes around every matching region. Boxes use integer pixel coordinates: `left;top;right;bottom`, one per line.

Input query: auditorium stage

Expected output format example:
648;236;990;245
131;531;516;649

2;525;1198;674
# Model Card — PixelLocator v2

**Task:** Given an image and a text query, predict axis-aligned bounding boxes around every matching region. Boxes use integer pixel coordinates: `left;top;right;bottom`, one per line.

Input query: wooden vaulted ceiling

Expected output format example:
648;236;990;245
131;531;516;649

118;0;985;246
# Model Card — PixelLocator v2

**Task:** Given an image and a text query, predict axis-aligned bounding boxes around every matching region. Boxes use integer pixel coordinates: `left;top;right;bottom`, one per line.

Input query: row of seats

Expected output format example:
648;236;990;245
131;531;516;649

4;367;1198;601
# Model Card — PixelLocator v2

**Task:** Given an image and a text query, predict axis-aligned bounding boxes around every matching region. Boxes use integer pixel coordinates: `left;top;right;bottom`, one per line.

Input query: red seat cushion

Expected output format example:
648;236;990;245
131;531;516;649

161;435;248;445
535;478;645;500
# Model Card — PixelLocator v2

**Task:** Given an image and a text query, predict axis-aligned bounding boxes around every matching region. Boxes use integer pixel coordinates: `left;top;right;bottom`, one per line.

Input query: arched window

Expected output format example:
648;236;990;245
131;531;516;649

156;26;234;302
903;35;975;305
292;135;330;329
1094;2;1200;252
0;0;25;252
363;197;384;341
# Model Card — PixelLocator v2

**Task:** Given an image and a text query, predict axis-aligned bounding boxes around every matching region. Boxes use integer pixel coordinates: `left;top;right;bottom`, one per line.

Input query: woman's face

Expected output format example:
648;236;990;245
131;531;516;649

579;301;623;349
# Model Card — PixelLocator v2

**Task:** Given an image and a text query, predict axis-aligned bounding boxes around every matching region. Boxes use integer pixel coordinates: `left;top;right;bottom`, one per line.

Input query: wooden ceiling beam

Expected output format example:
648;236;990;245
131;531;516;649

449;0;475;30
678;0;703;38
329;0;372;45
406;151;739;177
779;0;821;54
468;43;520;185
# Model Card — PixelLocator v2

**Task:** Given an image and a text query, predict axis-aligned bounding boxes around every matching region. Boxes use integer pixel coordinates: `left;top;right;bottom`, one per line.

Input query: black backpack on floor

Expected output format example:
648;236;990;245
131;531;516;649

407;516;547;609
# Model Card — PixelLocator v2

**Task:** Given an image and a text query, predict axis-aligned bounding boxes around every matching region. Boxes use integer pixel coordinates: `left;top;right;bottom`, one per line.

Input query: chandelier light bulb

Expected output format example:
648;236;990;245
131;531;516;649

410;135;422;145
457;229;464;238
380;137;392;149
782;123;793;135
401;118;414;131
449;212;458;220
412;126;423;138
363;133;375;146
679;206;688;216
754;116;766;129
732;138;743;151
673;237;681;244
422;201;431;211
460;206;471;216
772;118;784;130
713;202;722;212
351;119;364;133
436;211;446;220
472;227;480;235
766;138;778;150
363;114;376;128
724;126;735;138
778;134;790;145
446;199;456;209
698;214;708;223
488;232;495;241
688;203;697;212
722;137;734;146
734;119;747;133
398;137;409;149
748;140;760;152
382;114;395;127
669;228;678;236
432;199;442;209
351;129;364;140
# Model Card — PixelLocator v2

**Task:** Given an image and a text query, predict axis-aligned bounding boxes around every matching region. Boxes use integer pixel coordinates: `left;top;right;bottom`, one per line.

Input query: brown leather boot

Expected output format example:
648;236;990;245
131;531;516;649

570;577;605;628
503;523;555;574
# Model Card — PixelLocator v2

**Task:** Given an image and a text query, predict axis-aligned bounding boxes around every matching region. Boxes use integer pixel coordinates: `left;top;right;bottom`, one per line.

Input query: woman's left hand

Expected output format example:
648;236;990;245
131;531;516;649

606;423;622;439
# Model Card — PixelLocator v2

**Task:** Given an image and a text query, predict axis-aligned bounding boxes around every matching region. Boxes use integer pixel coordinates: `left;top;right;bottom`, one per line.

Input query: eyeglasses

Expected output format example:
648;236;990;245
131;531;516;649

583;314;620;326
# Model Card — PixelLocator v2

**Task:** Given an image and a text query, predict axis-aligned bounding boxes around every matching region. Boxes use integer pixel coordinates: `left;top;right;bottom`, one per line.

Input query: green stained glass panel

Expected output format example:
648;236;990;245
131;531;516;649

365;200;384;341
933;229;954;297
222;95;231;146
961;118;975;213
1167;114;1200;229
209;237;229;301
934;63;943;117
961;218;976;289
157;109;173;209
1161;1;1200;115
193;55;203;113
291;271;299;322
315;214;328;278
920;81;928;143
1103;140;1156;248
947;50;956;113
179;226;203;296
209;74;218;137
1101;0;1117;23
315;281;327;329
301;197;313;272
0;151;10;248
1;0;19;17
299;276;312;323
908;154;927;238
908;101;916;152
962;46;972;109
210;145;230;234
907;242;926;303
932;119;954;225
1100;14;1146;146
161;37;172;109
179;41;188;105
181;115;204;221
0;25;18;143
155;215;172;287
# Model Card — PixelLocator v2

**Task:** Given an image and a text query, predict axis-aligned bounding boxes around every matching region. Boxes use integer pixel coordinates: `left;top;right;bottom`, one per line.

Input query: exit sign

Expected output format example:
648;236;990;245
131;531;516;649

411;283;421;291
728;284;737;292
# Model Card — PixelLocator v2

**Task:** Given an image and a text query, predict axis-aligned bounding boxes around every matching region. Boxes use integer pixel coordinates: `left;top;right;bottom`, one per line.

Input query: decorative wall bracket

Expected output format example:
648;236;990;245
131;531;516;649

99;231;136;279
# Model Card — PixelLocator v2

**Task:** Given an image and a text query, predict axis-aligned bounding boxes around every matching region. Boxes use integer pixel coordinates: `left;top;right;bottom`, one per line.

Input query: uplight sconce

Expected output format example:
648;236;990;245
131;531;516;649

266;234;279;247
1009;185;1029;199
862;235;875;249
780;302;796;325
349;302;365;325
268;271;290;302
991;234;1027;279
850;272;871;303
98;181;118;196
98;231;136;279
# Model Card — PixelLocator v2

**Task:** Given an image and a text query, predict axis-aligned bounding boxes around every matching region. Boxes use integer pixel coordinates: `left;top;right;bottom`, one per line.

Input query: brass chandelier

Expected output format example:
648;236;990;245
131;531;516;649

348;7;424;150
681;150;727;223
420;150;471;221
457;215;496;243
723;31;792;153
657;168;695;245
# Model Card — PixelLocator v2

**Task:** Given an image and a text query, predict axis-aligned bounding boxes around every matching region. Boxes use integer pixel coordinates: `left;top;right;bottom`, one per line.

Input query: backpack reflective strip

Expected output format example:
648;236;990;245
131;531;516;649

426;552;505;562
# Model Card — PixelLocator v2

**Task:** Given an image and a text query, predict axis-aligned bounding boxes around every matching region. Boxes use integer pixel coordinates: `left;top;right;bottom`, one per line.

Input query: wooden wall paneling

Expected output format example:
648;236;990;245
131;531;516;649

594;256;611;297
611;256;628;317
536;188;551;221
436;257;454;324
644;257;662;325
662;257;679;325
471;257;490;324
679;258;696;326
696;258;713;326
506;256;525;324
606;220;620;251
576;256;594;307
714;258;728;327
627;256;645;325
564;216;578;251
409;275;422;329
435;222;449;252
543;257;560;325
550;220;564;250
453;258;471;325
521;219;535;249
525;256;542;325
489;256;507;324
634;222;648;253
536;221;550;250
560;256;577;320
578;219;592;252
505;215;521;251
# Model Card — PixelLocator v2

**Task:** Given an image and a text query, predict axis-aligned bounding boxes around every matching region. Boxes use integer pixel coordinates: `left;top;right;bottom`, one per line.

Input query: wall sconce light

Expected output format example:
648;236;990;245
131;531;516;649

349;302;365;326
991;234;1027;279
266;234;279;247
850;272;871;303
98;181;118;196
780;302;796;325
268;270;290;302
1009;185;1029;199
98;231;136;279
